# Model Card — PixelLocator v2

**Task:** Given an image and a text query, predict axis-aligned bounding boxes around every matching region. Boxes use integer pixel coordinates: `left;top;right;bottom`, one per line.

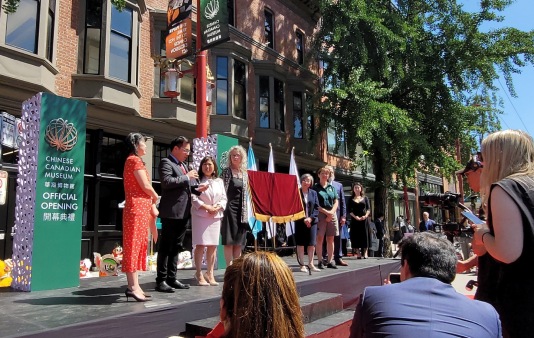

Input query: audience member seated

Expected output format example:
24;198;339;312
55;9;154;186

206;251;305;338
349;232;501;338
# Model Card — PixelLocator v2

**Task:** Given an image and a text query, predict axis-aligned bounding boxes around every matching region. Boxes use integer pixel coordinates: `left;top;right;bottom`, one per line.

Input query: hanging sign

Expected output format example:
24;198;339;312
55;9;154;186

1;112;15;148
200;0;230;50
166;0;193;60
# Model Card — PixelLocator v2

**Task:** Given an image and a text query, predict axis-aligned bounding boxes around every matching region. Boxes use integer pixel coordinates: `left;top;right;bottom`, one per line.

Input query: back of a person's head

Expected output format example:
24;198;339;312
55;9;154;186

221;251;305;338
399;232;456;284
481;129;534;188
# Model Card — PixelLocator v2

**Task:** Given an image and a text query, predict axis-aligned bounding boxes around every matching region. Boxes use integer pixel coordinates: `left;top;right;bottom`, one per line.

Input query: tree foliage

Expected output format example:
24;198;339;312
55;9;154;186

312;0;534;215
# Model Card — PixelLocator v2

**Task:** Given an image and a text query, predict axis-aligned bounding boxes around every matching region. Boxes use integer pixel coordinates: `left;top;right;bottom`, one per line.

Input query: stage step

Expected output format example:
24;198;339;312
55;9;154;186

300;292;344;323
183;292;346;338
304;310;354;338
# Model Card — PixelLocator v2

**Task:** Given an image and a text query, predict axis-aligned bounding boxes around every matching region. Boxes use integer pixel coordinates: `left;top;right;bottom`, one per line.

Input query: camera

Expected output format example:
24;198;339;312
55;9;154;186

440;222;474;238
418;192;461;209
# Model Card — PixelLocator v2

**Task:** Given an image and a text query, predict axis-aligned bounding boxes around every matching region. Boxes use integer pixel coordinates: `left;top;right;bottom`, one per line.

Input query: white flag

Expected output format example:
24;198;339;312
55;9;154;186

247;142;261;238
266;144;276;239
286;148;300;237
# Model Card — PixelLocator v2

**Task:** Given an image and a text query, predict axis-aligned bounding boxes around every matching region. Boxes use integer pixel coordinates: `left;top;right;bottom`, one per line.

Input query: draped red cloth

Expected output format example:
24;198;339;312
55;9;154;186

247;170;305;223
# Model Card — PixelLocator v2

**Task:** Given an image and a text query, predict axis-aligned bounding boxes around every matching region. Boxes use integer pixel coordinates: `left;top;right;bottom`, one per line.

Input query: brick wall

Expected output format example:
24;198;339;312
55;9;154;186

55;0;80;98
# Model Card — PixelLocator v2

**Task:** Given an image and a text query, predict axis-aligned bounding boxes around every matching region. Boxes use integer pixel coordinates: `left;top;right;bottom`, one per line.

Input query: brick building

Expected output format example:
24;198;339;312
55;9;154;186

0;0;437;260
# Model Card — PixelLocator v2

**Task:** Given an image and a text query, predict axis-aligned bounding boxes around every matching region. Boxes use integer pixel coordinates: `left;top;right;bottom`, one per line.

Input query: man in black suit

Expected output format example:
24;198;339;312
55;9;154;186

155;136;207;292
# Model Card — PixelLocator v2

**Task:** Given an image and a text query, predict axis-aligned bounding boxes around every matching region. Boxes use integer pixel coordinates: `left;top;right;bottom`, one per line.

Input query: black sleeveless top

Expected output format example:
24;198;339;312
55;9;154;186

477;176;534;337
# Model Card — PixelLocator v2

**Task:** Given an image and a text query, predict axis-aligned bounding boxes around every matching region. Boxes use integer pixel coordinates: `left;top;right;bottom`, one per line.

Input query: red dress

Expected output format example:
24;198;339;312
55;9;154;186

122;155;152;272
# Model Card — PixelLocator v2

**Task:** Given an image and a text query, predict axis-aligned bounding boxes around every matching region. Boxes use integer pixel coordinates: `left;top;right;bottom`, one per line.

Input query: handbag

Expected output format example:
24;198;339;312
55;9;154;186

369;228;379;251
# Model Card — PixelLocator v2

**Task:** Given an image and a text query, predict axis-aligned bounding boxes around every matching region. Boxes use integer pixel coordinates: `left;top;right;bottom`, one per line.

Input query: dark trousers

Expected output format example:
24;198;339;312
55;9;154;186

376;238;384;257
156;218;188;284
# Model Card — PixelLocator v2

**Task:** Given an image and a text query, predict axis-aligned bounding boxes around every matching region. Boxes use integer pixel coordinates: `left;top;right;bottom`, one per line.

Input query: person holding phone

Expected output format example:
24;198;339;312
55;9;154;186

472;130;534;337
349;232;501;338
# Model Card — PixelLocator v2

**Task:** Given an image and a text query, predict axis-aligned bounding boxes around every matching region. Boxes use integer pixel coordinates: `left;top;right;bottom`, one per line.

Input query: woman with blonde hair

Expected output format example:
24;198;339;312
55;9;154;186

220;145;249;266
473;129;534;337
206;251;305;338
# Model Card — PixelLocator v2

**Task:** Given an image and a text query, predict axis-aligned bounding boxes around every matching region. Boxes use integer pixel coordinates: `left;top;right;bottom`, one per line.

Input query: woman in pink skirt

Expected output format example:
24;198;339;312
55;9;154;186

191;156;227;286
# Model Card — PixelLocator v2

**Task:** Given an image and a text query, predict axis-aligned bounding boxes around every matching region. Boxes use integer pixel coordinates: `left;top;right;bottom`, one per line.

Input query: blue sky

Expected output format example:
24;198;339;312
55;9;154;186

462;0;534;134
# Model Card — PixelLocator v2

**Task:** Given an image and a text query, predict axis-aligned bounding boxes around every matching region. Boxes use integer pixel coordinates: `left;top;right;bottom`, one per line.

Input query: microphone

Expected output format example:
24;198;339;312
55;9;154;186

188;164;199;186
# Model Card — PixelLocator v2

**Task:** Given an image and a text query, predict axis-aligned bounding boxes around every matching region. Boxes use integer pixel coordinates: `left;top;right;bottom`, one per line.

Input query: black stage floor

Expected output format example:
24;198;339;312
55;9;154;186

0;256;400;338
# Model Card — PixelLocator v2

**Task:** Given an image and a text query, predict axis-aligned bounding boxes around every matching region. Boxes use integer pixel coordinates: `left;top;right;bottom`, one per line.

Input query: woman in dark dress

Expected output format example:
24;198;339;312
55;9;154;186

220;145;249;266
349;183;370;259
473;130;534;337
294;173;320;272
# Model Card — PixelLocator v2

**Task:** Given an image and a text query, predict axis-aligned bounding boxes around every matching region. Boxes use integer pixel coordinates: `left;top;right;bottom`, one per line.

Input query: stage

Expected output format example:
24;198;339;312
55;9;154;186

0;256;401;338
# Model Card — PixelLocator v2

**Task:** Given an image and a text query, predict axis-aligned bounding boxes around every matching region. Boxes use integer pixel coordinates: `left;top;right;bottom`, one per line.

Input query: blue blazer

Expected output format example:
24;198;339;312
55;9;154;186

301;188;319;225
350;277;502;338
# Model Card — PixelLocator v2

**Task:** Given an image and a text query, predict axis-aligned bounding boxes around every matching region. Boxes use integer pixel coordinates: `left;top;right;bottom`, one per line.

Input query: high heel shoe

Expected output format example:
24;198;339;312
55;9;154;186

194;273;210;286
125;289;150;302
308;264;320;272
126;288;151;298
204;273;219;286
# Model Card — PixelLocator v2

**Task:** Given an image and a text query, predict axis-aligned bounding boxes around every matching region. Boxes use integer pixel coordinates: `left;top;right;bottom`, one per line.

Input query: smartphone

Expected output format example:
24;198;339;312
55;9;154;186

389;273;401;284
461;211;484;225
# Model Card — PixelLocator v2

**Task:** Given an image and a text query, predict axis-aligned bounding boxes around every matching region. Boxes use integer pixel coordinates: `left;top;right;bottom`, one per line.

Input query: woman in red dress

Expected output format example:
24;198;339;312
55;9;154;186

122;133;159;302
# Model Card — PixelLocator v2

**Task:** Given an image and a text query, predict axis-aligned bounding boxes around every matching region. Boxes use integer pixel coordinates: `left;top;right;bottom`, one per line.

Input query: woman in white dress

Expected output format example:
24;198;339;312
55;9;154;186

191;156;227;286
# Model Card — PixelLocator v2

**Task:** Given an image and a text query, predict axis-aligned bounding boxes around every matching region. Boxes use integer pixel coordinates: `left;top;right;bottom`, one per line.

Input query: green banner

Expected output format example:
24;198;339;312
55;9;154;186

32;93;87;290
200;0;230;50
215;134;237;269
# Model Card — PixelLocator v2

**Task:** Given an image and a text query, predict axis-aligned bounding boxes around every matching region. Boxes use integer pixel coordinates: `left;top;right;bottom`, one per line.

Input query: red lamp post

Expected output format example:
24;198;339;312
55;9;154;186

195;0;207;138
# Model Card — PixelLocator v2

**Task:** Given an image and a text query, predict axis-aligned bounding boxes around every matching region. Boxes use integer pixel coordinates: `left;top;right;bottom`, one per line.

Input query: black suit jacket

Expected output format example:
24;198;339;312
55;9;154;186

158;156;198;219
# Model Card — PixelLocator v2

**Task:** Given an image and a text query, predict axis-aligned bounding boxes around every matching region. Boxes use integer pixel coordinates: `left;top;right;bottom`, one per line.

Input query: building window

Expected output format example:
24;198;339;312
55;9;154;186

259;76;270;128
327;121;347;157
84;0;102;74
264;10;274;48
296;31;304;65
274;79;284;131
216;56;229;115
109;5;133;82
293;92;303;139
233;59;246;119
5;0;39;54
306;95;314;140
100;135;127;176
152;143;170;182
81;1;141;85
46;0;56;61
228;0;235;26
156;30;196;101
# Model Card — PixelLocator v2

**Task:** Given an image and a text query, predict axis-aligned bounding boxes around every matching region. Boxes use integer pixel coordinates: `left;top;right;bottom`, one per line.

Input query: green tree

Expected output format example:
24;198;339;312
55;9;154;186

313;0;534;219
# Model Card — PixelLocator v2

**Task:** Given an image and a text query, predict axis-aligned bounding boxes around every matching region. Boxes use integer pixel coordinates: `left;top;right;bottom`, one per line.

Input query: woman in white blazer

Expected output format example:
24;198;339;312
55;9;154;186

191;156;227;286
